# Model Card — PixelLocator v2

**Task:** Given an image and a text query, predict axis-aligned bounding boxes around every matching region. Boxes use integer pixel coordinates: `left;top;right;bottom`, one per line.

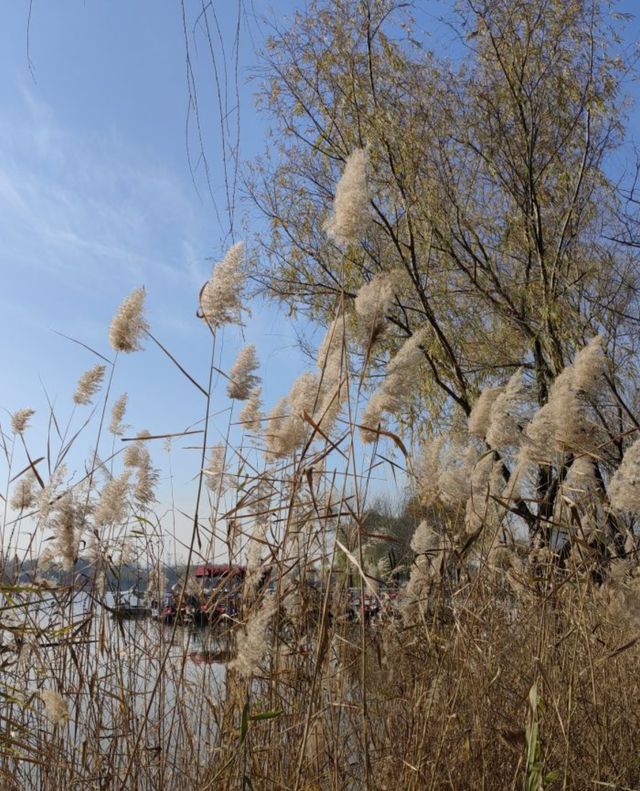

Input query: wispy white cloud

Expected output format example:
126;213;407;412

0;87;208;291
0;85;224;368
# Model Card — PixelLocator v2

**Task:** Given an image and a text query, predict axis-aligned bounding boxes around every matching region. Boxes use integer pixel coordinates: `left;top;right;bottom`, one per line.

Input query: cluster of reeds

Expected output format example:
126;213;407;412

1;151;639;790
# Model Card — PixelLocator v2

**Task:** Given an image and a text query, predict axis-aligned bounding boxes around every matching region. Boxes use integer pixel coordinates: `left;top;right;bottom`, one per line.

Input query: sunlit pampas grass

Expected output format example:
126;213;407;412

354;270;396;343
132;455;158;509
204;444;230;495
437;443;477;508
264;396;297;460
323;148;370;245
485;368;526;450
93;472;130;526
608;435;640;513
73;364;106;406
5;197;640;791
11;407;35;434
360;328;427;442
200;241;246;328
122;434;159;509
468;386;504;438
39;689;70;726
109;287;149;353
230;593;276;678
413;437;444;506
10;470;37;511
523;337;606;463
3;321;640;791
227;344;260;400
40;492;83;572
123;430;152;468
109;393;128;436
244;517;268;594
238;386;263;433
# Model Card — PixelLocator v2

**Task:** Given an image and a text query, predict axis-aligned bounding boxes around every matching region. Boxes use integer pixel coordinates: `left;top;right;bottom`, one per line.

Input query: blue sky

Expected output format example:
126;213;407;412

0;1;318;555
1;1;639;557
0;0;307;405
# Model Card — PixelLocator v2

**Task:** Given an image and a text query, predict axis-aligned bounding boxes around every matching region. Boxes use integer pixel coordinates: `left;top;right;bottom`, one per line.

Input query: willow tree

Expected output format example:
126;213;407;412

249;0;639;430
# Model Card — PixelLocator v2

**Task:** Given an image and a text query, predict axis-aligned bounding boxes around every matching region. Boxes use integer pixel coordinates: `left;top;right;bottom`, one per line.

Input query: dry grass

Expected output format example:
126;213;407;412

1;267;639;791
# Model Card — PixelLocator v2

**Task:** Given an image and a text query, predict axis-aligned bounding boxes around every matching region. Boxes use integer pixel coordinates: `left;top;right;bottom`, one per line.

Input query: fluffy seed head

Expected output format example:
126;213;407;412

47;492;83;572
227;344;260;400
608;436;640;513
146;565;167;599
289;371;322;419
468;386;504;438
402;522;449;619
354;271;395;342
109;393;128;436
109;287;149;353
239;387;263;433
124;432;151;468
360;329;426;442
573;335;607;393
94;472;130;526
10;470;37;511
85;531;107;593
264;397;297;460
267;372;325;455
523;338;607;463
133;453;158;509
204;444;229;495
11;408;35;434
316;316;348;433
230;593;276;677
485;369;525;450
244;517;268;594
464;452;504;534
323;149;370;245
40;689;69;725
413;437;445;506
316;373;347;436
316;316;346;375
411;520;441;555
437;443;477;507
37;465;68;521
200;242;246;328
360;391;389;444
558;456;599;523
73;364;106;406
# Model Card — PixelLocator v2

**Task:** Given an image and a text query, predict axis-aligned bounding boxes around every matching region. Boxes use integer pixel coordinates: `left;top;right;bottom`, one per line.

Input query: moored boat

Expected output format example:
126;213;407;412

112;587;151;619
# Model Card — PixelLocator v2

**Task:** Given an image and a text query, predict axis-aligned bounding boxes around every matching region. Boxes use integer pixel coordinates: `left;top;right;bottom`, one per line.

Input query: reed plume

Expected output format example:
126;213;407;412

109;287;149;353
11;408;35;434
608;436;640;513
227;344;260;400
200;241;246;328
238;387;263;432
39;689;69;725
360;328;427;442
73;364;106;406
109;393;128;436
323;148;370;245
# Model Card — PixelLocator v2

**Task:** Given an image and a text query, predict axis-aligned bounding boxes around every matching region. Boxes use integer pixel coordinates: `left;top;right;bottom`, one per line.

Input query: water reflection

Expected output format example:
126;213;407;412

185;627;235;665
3;589;241;788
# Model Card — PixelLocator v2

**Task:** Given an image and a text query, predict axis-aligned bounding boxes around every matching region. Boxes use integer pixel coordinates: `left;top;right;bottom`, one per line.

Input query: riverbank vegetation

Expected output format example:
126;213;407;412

2;0;640;788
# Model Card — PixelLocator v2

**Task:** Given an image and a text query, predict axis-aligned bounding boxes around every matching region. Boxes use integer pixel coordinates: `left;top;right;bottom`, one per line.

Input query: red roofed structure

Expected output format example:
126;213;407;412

193;564;246;579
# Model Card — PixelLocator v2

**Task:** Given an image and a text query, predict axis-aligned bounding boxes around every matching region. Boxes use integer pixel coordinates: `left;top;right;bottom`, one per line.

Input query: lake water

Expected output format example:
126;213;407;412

0;589;234;788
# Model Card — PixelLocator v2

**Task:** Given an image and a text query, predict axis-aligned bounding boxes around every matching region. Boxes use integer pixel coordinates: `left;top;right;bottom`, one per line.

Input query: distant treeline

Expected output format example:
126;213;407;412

3;556;188;591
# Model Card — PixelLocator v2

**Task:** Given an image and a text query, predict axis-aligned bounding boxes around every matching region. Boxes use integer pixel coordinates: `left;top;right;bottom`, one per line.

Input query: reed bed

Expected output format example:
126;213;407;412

1;172;640;791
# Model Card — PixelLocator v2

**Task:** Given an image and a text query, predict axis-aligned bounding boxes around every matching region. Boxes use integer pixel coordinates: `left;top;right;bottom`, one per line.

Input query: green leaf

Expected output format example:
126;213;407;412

249;709;282;722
